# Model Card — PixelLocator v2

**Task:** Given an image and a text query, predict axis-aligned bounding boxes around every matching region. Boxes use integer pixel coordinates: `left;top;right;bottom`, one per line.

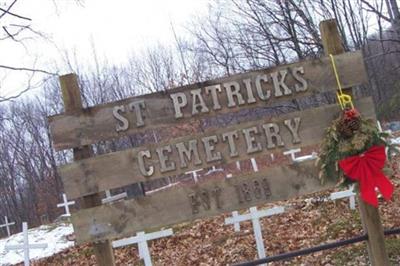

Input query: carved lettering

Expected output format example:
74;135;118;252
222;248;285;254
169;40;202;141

156;145;176;173
242;126;262;154
189;193;201;214
253;180;262;199
271;70;292;97
255;74;270;100
188;187;222;214
128;100;146;127
241;182;252;202
235;184;244;204
292;66;308;92
222;130;239;157
176;140;202;168
191;89;209;115
205;85;222;110
113;105;129;132
284;117;301;144
262;123;285;149
243;78;256;104
202;135;222;163
138;150;154;177
170;92;188;119
234;178;272;204
212;187;222;209
262;178;272;197
199;190;211;210
223;81;245;107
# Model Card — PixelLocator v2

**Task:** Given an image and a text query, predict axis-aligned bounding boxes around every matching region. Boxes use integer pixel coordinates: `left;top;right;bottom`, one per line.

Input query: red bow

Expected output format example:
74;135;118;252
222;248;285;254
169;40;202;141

338;145;394;207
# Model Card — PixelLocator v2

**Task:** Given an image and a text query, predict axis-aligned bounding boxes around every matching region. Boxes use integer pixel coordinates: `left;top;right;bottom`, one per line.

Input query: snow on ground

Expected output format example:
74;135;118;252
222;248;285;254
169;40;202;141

390;136;400;145
0;222;74;266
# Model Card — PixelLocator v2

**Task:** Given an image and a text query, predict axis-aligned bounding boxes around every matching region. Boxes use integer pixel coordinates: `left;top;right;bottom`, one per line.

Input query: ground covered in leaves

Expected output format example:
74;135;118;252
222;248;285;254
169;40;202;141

32;187;400;265
31;151;400;266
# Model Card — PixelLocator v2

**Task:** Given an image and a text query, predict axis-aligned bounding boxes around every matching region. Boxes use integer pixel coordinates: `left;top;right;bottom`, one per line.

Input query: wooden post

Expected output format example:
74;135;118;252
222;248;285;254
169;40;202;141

60;74;116;266
319;19;390;266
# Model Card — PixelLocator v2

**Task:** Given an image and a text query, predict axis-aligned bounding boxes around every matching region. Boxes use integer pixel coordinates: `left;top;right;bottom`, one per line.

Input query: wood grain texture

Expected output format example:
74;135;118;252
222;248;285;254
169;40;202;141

320;19;389;266
59;74;116;266
358;196;390;266
49;51;367;150
71;160;335;244
60;97;375;199
320;19;346;56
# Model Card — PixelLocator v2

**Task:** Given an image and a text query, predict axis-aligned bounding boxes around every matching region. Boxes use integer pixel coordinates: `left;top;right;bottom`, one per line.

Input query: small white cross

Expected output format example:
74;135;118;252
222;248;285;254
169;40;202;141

236;161;241;171
377;121;391;134
226;161;241;179
283;148;318;163
230;211;241;232
377;121;391;155
113;229;173;266
330;185;356;209
205;165;224;176
225;206;285;263
5;222;48;266
0;216;15;237
102;190;128;204
185;169;203;183
250;158;259;172
270;153;275;161
57;193;75;217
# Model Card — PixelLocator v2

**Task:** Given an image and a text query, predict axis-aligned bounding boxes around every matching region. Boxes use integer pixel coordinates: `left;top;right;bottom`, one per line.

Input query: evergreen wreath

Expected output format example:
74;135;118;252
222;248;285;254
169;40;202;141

317;108;396;188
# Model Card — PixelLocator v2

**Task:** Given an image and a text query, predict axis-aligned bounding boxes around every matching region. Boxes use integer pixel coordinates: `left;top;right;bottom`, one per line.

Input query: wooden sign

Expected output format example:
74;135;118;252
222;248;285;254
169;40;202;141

49;19;391;266
72;160;334;244
49;51;366;150
60;97;375;199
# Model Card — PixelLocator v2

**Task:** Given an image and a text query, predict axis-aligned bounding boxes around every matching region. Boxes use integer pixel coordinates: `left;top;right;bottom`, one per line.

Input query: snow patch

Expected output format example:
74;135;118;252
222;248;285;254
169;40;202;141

0;223;74;265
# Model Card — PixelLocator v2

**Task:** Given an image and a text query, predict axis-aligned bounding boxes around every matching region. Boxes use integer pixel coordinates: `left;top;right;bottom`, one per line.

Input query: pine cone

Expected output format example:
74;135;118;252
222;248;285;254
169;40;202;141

347;117;361;131
337;115;361;138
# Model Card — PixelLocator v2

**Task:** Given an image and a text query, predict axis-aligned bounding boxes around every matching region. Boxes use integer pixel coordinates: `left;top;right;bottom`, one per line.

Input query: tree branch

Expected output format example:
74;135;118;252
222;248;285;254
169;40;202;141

0;0;31;21
0;65;56;75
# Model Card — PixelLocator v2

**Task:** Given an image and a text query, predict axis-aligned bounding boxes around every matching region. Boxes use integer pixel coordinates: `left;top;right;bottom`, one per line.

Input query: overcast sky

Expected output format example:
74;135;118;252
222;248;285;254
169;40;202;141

0;0;210;98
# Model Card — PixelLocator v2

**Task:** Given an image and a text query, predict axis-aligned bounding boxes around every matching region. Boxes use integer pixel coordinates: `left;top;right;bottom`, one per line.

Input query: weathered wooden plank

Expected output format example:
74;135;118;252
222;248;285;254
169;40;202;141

320;19;390;266
60;97;375;199
49;51;367;150
71;160;335;244
59;74;116;265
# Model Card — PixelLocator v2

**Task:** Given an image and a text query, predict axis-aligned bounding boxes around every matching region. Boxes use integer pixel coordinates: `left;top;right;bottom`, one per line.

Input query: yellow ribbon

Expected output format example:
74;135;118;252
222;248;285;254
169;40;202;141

329;54;354;110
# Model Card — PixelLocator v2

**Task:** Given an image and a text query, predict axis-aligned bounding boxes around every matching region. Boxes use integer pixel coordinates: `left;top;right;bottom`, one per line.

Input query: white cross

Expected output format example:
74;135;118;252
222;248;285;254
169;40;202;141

330;185;356;209
377;121;391;135
230;211;241;232
250;158;259;172
283;148;318;163
226;161;241;179
0;216;15;237
377;121;391;155
102;190;128;204
225;206;285;263
236;161;241;171
185;169;203;183
270;153;275;161
205;165;224;176
57;193;75;217
112;229;173;266
5;222;48;266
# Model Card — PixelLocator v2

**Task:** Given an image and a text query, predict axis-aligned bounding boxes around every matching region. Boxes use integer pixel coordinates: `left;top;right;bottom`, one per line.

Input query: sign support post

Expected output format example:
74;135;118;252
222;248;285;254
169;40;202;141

319;19;390;266
59;74;116;266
